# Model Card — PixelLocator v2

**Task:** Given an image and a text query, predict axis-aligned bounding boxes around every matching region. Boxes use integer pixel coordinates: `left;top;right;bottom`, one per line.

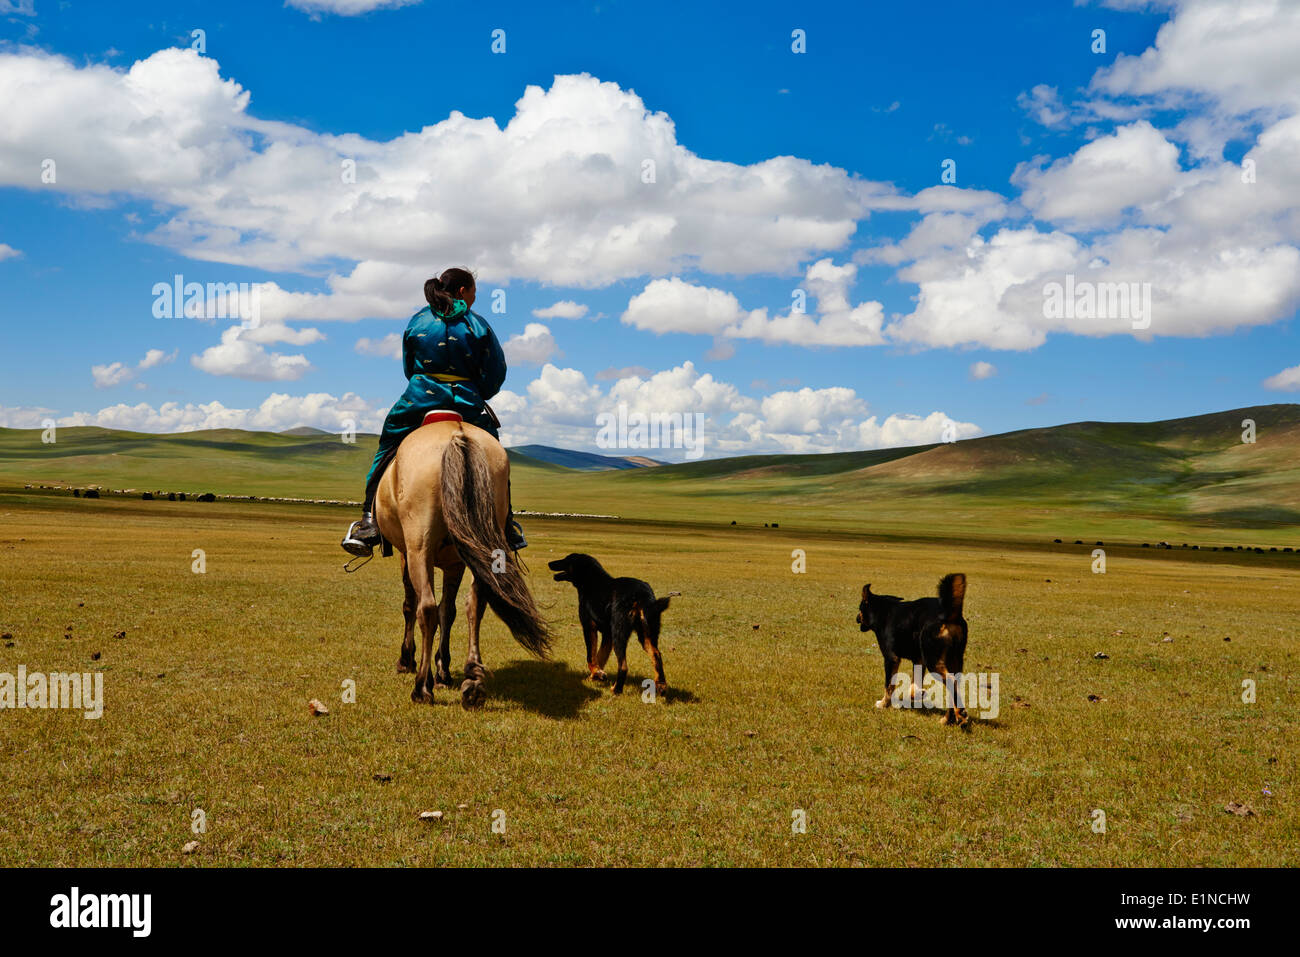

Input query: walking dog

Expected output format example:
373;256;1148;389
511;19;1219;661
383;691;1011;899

548;553;670;695
857;573;969;726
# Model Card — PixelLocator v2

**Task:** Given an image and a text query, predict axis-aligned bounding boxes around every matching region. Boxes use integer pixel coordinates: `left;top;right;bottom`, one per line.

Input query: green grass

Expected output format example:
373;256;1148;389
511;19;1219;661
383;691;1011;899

0;492;1295;866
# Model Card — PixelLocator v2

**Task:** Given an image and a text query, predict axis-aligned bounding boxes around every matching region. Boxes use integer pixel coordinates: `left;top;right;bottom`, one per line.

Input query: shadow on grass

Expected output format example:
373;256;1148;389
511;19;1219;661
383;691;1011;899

891;705;1004;733
484;659;701;717
661;685;700;705
487;659;603;719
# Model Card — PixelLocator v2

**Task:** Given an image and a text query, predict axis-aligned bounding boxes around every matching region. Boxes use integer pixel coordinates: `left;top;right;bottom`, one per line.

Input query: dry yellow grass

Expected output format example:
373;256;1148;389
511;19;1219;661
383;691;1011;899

0;491;1295;866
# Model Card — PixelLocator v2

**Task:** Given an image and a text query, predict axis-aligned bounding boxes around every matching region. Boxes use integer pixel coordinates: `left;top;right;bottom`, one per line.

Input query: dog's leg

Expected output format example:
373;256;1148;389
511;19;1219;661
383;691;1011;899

906;661;926;706
634;609;666;695
877;657;899;709
582;613;606;682
595;628;613;676
935;662;968;727
610;612;632;695
930;622;969;726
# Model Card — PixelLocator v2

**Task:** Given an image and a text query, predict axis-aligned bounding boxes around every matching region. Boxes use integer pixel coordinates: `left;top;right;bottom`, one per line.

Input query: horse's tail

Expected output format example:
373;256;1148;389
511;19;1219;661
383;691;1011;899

440;429;551;658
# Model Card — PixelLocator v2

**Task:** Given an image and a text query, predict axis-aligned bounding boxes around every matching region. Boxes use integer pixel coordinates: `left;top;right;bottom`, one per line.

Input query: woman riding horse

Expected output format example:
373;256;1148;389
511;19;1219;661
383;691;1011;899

341;267;527;556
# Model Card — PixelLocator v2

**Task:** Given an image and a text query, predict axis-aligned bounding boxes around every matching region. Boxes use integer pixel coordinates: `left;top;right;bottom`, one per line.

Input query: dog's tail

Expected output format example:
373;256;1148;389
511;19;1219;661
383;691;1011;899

938;573;966;623
632;594;672;636
440;429;551;658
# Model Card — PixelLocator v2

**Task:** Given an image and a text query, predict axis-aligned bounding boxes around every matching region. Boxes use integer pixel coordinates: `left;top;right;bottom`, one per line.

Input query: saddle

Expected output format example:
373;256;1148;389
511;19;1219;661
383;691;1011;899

421;410;463;427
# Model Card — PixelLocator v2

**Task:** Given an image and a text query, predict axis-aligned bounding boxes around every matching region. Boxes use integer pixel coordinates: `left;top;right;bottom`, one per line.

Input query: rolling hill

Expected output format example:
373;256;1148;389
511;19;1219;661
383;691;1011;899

508;445;662;470
2;404;1299;545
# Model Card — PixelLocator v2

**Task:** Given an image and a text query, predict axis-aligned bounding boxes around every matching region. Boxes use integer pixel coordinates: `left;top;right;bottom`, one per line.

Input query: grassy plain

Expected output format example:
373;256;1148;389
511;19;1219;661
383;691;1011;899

0;490;1295;866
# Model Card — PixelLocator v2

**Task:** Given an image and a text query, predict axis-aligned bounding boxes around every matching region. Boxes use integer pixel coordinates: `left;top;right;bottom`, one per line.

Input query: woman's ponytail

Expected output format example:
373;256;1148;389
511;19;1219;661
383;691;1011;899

424;267;475;316
424;276;452;315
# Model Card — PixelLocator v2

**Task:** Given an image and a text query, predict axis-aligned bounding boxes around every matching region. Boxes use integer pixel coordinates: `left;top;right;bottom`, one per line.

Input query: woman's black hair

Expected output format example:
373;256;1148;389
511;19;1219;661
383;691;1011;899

424;267;476;315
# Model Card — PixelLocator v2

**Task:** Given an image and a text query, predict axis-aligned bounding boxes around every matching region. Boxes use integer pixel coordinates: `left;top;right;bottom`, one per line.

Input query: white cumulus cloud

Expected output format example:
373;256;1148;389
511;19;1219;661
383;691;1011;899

91;347;178;388
286;0;419;16
503;323;559;365
91;362;133;389
52;391;382;434
191;323;320;381
354;332;402;360
0;51;913;314
621;260;886;348
532;300;589;320
1262;364;1300;391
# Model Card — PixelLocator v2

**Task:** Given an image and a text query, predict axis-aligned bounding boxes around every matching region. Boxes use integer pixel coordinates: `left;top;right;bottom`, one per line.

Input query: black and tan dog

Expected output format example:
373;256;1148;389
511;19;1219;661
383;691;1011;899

548;553;670;695
857;573;969;726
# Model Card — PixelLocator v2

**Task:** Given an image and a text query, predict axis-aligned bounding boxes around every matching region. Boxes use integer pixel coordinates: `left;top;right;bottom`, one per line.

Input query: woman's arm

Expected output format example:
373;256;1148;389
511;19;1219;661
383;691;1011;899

472;314;508;400
401;309;426;380
402;328;416;380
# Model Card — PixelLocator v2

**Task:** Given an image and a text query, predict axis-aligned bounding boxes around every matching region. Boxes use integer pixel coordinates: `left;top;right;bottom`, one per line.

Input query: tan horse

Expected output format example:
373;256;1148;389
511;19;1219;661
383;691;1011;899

374;418;549;709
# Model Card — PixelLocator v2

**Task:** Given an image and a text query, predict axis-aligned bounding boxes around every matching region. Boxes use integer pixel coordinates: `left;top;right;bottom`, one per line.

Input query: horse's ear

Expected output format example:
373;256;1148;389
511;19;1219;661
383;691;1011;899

655;596;671;613
862;584;871;600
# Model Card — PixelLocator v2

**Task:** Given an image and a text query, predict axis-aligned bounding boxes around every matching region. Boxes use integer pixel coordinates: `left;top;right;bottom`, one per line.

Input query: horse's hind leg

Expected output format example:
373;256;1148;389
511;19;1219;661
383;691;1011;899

460;574;488;710
435;564;464;689
397;554;417;674
407;552;439;704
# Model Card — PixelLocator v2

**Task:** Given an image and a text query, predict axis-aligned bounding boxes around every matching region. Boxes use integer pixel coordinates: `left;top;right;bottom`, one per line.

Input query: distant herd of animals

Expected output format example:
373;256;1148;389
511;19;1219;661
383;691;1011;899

37;484;1298;556
38;484;1299;557
1053;536;1295;553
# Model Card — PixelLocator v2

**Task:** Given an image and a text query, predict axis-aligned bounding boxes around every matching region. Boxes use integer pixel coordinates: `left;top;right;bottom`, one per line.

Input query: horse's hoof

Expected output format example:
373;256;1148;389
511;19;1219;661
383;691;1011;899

589;669;607;683
411;688;434;705
434;676;453;690
874;697;890;710
396;663;416;674
460;679;486;710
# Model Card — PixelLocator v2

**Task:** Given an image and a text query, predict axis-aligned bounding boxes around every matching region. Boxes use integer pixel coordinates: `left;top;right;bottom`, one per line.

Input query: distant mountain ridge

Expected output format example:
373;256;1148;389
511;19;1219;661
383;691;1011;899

508;445;663;471
272;433;661;470
3;405;1299;545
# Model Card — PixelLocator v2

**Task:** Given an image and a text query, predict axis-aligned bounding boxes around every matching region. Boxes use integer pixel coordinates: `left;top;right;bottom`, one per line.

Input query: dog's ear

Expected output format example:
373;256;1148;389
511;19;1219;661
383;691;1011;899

655;596;671;614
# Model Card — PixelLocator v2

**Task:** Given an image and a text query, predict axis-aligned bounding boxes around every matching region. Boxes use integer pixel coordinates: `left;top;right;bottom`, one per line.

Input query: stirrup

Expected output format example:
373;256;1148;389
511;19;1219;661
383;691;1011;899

342;521;375;558
342;536;373;557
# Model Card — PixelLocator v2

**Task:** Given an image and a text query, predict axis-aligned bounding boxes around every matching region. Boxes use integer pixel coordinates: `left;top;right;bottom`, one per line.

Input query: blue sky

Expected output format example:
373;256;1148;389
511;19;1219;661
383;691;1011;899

2;0;1298;459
